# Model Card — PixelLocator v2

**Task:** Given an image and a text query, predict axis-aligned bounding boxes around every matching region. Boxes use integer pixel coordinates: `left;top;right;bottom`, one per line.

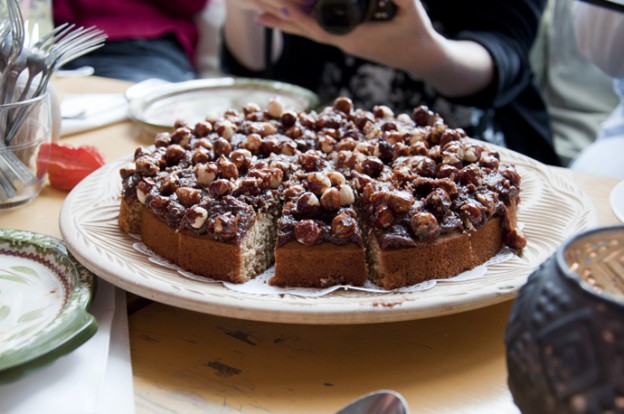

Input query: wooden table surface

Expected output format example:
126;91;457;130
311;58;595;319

2;76;621;414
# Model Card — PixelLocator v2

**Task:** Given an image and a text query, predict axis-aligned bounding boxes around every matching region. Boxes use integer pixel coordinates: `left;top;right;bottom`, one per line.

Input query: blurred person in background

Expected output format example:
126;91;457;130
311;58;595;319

529;0;618;166
221;0;561;166
53;0;211;82
569;1;624;178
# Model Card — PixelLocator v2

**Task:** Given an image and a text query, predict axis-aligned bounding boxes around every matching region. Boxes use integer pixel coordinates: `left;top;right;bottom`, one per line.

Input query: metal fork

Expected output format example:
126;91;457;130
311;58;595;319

0;22;11;71
16;23;72;102
5;26;107;144
0;96;43;201
0;0;107;202
0;0;25;104
17;25;105;103
0;0;32;201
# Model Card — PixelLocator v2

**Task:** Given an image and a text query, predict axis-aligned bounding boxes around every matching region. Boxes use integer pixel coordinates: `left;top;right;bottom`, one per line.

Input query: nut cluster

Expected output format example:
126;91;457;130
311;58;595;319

302;171;355;211
121;96;524;249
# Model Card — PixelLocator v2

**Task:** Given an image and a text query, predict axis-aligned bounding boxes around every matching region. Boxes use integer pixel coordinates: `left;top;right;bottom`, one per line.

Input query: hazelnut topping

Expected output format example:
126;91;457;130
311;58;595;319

136;184;148;204
195;163;218;186
327;171;346;186
209;179;234;198
294;220;322;245
331;213;357;238
295;192;321;218
121;99;522;258
374;205;395;229
338;184;355;206
267;98;284;118
333;97;353;114
176;187;201;207
216;120;235;140
193;121;213;137
230;149;252;171
188;206;208;229
242;133;263;154
388;191;415;213
320;187;341;210
307;172;332;195
410;211;440;241
211;212;239;240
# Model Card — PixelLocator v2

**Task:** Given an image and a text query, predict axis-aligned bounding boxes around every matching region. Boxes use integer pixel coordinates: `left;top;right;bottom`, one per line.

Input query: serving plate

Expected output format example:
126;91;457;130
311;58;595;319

59;148;596;324
610;180;624;223
128;77;320;134
0;230;97;380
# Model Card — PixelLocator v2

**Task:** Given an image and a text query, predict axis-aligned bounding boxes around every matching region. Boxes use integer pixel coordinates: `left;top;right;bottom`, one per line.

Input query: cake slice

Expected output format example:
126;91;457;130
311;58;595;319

271;163;368;287
118;111;288;283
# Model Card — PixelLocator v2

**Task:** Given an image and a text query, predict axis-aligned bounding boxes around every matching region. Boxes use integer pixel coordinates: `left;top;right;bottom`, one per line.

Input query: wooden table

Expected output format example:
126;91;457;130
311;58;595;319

2;76;620;414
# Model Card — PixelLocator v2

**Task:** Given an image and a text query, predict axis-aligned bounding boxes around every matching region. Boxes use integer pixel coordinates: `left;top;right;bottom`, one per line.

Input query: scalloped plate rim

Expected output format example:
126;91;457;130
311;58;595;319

0;229;97;379
59;146;597;324
128;76;321;130
610;180;624;224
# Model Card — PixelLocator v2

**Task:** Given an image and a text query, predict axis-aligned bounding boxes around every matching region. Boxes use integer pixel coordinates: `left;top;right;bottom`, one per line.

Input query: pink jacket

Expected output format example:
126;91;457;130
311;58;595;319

53;0;209;61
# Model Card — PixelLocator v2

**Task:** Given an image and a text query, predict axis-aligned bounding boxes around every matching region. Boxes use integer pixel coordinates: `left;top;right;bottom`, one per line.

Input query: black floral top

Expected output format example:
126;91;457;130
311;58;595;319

222;0;561;166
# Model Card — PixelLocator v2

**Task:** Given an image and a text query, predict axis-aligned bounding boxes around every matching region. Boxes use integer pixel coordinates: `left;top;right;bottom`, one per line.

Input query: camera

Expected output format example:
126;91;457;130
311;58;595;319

313;0;396;35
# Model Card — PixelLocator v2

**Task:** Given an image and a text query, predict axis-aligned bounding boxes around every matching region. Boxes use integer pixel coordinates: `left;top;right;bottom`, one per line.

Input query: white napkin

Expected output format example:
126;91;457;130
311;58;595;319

61;94;129;137
0;280;135;414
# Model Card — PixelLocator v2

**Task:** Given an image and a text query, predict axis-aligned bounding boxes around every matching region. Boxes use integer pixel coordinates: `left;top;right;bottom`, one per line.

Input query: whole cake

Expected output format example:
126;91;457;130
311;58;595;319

119;97;526;289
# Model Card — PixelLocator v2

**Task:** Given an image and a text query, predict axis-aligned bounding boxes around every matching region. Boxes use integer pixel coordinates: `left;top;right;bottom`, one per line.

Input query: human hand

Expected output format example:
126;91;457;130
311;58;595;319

251;0;494;97
250;0;437;73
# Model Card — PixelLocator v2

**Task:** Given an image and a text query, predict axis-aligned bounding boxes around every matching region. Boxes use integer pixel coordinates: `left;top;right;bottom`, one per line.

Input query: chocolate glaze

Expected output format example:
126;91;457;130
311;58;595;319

277;205;363;247
120;97;525;250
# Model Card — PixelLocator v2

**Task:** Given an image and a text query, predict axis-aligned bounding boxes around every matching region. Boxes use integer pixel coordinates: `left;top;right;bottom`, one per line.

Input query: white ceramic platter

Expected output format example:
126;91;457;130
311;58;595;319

60;147;596;325
128;77;320;131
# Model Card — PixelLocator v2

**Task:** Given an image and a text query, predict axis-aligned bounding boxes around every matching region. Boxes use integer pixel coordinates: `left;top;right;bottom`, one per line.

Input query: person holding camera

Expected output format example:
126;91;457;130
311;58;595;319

221;0;560;166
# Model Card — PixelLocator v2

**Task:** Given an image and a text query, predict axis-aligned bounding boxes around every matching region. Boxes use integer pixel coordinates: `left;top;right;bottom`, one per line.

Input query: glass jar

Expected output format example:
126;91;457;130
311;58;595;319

0;93;52;209
20;0;54;43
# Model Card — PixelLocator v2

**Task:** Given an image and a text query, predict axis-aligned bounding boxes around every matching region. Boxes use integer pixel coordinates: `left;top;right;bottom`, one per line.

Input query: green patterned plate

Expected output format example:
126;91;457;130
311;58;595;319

0;229;97;381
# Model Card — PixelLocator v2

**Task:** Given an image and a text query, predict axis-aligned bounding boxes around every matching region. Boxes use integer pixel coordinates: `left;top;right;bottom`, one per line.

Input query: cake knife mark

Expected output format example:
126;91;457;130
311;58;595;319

219;326;259;346
206;361;242;377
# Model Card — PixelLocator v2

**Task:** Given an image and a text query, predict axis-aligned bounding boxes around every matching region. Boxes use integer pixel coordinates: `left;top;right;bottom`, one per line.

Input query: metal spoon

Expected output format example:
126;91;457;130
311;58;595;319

336;390;409;414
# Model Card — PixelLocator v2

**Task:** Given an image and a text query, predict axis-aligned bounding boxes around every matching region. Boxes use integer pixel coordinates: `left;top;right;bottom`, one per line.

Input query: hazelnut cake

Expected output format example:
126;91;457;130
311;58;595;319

119;97;526;290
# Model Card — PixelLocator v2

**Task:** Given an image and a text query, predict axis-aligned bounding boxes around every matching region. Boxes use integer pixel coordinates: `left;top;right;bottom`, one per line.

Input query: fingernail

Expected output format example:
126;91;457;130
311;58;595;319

280;7;290;17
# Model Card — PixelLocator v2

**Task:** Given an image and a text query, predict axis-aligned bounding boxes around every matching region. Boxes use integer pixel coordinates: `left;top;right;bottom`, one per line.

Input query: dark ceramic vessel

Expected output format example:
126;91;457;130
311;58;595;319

505;226;624;414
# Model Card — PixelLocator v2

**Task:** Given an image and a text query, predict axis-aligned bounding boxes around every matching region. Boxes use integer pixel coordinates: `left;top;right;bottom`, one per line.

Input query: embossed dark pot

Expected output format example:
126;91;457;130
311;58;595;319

505;226;624;414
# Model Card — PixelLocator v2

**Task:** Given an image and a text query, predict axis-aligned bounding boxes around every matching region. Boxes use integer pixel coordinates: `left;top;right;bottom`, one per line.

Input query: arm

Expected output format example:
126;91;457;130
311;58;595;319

573;2;624;78
223;0;284;71
251;0;494;98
